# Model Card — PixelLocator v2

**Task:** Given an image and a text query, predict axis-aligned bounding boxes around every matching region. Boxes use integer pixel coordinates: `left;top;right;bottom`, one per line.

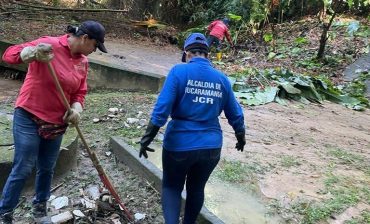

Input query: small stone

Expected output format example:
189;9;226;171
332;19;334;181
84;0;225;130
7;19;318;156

108;114;116;118
72;210;85;218
105;151;112;157
108;108;119;113
48;195;56;202
127;118;139;124
51;211;73;224
124;122;130;128
137;111;143;118
134;213;146;221
51;196;69;210
80;198;95;209
85;185;100;200
93;118;100;123
139;119;147;126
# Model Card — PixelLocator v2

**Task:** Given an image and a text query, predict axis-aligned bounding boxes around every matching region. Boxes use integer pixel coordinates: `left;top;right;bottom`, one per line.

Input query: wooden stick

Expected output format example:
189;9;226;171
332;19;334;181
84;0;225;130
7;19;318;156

46;62;133;222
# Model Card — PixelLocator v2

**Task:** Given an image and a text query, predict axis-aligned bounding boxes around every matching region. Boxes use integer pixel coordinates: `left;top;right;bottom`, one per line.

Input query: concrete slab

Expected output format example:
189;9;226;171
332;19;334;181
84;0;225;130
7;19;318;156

109;136;225;224
0;40;165;92
343;54;370;97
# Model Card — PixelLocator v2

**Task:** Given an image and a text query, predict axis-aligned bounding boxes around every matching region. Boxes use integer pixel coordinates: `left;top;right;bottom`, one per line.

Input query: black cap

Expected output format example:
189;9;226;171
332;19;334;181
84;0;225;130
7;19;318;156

79;20;107;53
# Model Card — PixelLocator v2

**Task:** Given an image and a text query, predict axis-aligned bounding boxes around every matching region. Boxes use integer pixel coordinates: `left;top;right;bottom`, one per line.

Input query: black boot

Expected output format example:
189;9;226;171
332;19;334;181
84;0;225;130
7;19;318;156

32;202;52;224
0;212;13;224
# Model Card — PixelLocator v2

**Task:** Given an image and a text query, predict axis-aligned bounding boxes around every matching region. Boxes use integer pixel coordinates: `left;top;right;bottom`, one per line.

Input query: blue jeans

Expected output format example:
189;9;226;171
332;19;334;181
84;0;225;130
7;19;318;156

0;108;62;214
207;35;221;52
162;148;221;224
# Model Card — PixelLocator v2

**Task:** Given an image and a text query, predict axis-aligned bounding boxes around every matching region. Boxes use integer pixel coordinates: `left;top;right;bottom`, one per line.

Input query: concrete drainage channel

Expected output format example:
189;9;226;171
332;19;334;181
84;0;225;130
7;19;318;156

0;40;223;223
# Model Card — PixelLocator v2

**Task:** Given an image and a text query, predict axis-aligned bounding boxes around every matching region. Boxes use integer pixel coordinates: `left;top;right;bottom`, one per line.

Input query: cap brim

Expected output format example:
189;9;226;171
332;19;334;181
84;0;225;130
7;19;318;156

181;51;186;62
97;42;107;53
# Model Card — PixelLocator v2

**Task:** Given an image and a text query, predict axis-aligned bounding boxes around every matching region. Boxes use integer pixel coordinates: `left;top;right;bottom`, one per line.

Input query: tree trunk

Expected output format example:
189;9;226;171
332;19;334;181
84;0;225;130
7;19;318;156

317;11;336;59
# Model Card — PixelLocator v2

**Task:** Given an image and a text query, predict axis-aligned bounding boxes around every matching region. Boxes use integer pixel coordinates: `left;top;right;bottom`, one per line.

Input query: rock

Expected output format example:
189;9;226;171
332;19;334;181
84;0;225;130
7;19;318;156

51;196;69;210
134;212;146;221
105;151;112;157
80;197;95;209
139;119;147;126
93;118;100;123
72;210;85;218
108;108;119;113
137;111;143;118
85;185;100;200
48;195;56;202
124;122;130;128
51;211;73;224
108;114;116;118
127;118;139;124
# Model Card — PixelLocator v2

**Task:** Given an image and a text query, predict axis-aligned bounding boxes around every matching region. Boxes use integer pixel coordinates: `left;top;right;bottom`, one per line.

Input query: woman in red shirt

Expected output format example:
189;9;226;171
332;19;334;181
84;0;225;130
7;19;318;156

0;20;107;224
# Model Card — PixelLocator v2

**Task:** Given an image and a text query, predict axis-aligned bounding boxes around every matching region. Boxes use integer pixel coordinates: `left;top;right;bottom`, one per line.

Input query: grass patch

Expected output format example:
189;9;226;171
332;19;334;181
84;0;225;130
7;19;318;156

327;147;364;165
280;155;301;168
215;159;267;184
326;147;369;174
345;210;370;224
215;159;246;183
79;90;156;141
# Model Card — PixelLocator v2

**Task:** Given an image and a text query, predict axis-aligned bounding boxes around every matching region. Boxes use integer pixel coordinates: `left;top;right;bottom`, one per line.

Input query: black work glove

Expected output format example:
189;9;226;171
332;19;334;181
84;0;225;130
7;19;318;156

139;121;160;158
235;131;246;152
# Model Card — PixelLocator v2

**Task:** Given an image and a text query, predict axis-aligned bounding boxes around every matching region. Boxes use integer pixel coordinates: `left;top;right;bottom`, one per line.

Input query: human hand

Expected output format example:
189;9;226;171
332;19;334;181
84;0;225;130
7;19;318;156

235;132;246;152
63;102;82;125
20;43;54;63
138;121;160;159
139;145;155;159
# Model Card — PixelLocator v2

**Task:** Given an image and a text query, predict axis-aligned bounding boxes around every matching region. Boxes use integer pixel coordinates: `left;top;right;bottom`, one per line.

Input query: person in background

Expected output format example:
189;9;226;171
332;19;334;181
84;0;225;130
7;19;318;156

138;33;245;224
206;18;234;60
0;20;107;224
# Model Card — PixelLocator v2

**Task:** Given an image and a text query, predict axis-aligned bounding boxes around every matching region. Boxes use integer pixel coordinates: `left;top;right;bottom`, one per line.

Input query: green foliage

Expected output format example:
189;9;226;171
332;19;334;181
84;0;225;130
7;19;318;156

230;67;368;110
263;33;273;42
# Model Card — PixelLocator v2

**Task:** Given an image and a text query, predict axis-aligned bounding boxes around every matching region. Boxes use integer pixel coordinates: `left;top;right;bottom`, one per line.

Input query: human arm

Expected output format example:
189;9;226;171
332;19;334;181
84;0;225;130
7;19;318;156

223;79;246;151
225;29;233;47
2;37;54;64
63;62;88;125
138;68;179;158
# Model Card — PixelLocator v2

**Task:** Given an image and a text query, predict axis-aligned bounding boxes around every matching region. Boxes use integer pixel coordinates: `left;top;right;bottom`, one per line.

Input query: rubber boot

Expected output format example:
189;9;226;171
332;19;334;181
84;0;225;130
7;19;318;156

32;202;52;224
216;52;222;61
0;212;13;224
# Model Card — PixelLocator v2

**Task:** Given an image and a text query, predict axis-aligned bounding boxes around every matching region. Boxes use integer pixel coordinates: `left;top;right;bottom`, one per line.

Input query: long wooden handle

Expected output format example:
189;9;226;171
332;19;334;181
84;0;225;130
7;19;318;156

46;62;133;221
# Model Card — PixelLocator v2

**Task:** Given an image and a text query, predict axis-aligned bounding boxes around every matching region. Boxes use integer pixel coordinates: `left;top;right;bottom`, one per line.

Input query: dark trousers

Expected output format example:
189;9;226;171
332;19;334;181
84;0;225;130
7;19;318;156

206;35;221;52
161;148;221;224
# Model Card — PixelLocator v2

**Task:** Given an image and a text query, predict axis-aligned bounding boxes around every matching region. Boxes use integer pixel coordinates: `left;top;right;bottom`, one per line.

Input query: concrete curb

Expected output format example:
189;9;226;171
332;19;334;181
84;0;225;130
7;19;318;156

110;136;225;224
0;137;78;193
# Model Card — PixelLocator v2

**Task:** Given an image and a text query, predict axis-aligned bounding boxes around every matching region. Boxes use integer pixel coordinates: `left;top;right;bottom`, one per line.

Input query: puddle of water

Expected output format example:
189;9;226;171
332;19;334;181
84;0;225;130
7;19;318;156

146;143;281;224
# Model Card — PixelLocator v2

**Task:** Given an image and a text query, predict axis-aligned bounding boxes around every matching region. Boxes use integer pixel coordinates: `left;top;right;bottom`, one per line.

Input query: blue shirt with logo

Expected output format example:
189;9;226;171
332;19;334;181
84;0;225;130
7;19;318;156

151;57;245;151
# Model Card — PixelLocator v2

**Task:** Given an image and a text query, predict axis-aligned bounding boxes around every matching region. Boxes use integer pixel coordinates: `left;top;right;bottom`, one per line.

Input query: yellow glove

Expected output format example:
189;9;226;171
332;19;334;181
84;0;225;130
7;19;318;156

63;102;83;125
20;43;54;63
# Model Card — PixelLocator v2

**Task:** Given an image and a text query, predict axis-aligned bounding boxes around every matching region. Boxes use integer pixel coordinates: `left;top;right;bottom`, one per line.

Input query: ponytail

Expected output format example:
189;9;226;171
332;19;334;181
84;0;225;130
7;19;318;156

66;25;78;34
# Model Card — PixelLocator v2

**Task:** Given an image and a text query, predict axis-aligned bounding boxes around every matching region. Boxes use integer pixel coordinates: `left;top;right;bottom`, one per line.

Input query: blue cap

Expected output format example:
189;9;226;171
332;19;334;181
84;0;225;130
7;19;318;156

182;33;209;62
79;20;107;53
222;18;230;26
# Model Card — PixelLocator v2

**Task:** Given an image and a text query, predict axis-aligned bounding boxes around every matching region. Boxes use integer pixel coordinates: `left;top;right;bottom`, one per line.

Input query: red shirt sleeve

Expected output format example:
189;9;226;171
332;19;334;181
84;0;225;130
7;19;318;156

70;63;88;107
2;37;50;64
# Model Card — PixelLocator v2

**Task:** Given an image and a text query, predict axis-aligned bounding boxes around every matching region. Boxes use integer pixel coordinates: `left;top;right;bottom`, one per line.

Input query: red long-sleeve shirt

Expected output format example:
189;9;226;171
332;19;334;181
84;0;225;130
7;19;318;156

207;20;232;44
2;35;88;124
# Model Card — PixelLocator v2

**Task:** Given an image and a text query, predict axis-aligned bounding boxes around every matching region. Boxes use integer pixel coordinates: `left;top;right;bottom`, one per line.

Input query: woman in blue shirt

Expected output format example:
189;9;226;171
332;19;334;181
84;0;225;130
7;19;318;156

139;33;246;224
